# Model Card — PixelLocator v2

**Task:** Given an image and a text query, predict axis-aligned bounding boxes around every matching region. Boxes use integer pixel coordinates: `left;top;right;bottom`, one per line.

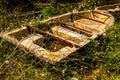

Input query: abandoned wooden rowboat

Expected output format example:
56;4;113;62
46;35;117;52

0;10;114;64
95;3;120;15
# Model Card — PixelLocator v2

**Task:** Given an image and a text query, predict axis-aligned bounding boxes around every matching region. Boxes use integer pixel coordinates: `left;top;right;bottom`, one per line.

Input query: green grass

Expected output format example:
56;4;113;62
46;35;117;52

1;3;120;80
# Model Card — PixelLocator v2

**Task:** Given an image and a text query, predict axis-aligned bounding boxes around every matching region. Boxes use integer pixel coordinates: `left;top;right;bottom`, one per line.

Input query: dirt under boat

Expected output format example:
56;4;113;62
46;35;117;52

0;10;114;64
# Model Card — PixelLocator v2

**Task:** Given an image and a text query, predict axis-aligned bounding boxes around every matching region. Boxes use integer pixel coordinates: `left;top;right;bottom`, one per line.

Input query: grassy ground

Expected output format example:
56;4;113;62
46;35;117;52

1;3;120;80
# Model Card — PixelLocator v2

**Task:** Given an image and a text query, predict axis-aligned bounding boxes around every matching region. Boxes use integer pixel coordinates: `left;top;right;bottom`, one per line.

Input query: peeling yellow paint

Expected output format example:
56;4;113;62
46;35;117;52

46;54;60;59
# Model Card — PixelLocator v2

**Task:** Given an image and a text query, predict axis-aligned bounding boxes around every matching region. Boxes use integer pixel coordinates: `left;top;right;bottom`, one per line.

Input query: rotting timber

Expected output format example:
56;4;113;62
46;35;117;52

0;10;114;64
95;3;120;15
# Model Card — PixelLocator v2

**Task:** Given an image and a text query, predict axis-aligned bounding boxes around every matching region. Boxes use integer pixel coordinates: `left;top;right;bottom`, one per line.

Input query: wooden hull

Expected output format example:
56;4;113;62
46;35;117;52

95;3;120;15
0;10;114;64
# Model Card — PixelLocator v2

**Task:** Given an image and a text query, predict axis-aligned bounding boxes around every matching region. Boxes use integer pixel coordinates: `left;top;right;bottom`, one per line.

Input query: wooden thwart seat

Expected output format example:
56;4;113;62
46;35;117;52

51;26;90;46
74;18;108;35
